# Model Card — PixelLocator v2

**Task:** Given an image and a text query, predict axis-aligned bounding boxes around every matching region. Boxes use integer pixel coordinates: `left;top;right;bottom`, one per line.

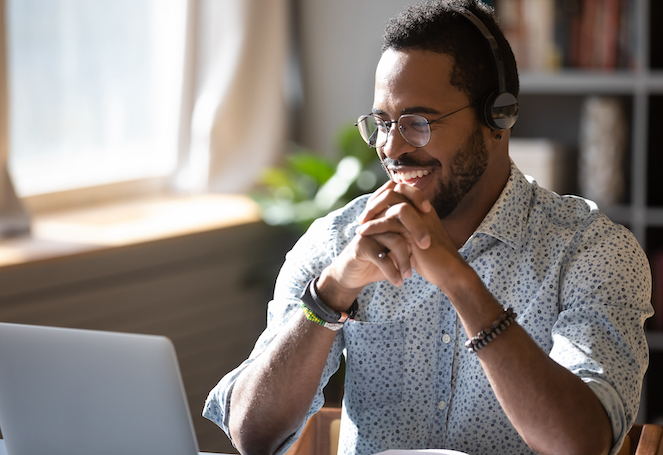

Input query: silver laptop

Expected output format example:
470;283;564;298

0;322;200;455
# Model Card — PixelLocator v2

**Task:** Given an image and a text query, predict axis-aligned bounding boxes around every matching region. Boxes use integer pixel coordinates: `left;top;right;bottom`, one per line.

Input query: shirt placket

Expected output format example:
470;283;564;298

431;292;457;448
433;234;483;447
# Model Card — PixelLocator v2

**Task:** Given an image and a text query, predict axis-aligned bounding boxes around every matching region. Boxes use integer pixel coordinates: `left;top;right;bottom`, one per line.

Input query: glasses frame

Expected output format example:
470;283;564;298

355;101;478;148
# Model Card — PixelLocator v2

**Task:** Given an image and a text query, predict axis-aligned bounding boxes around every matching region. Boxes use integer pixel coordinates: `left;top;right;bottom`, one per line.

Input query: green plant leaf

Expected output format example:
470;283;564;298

336;122;377;166
251;121;384;232
259;168;294;190
288;152;336;185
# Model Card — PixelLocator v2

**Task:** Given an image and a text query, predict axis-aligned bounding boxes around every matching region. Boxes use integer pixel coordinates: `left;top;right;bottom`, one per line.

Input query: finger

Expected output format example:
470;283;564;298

391;183;433;214
371;233;412;285
361;194;410;224
360;182;432;224
357;204;431;250
365;232;413;284
360;183;401;223
384;203;432;249
362;241;403;287
363;179;396;206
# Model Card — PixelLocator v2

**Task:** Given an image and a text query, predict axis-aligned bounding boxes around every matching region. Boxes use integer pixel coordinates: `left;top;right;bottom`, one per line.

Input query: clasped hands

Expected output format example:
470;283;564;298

320;180;467;310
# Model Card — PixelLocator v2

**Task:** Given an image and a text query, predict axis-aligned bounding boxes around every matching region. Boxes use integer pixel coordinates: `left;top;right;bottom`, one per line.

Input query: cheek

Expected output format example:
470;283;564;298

430;115;481;149
425;128;471;165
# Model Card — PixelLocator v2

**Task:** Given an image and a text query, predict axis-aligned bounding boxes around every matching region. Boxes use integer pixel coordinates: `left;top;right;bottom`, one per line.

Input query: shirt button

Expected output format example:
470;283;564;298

442;334;451;344
438;400;446;410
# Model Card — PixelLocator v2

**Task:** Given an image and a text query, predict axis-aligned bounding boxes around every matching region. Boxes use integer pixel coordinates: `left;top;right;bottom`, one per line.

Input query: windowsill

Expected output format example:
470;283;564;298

0;193;262;269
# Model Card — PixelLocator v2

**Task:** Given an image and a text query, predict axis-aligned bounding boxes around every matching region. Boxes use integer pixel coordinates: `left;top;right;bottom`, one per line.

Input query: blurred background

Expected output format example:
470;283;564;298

0;0;662;453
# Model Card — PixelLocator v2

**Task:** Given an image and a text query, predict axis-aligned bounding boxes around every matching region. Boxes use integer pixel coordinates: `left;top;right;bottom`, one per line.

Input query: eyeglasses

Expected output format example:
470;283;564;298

355;103;476;148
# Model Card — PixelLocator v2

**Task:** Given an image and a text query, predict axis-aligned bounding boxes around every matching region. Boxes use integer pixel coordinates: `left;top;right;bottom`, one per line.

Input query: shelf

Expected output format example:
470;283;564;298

600;207;663;228
645;209;663;226
602;205;637;226
647;331;663;350
500;0;662;430
520;71;663;95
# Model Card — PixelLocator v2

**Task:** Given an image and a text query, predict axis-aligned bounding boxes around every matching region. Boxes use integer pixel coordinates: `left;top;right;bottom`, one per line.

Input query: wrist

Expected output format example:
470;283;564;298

434;257;480;295
443;266;506;335
301;277;358;325
316;270;362;313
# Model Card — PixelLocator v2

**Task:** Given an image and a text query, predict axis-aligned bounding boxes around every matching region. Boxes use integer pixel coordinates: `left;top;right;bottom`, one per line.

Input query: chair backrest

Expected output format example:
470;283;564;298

285;407;342;455
617;424;663;455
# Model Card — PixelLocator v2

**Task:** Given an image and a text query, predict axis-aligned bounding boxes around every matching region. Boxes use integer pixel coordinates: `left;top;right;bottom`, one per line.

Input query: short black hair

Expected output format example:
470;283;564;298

382;0;519;111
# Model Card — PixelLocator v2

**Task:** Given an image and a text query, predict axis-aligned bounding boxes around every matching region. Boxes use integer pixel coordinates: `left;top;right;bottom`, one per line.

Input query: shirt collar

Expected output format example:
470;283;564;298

471;160;532;250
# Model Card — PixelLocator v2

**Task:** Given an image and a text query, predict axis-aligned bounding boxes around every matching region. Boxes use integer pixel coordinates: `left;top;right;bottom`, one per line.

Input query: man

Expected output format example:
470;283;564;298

204;1;653;454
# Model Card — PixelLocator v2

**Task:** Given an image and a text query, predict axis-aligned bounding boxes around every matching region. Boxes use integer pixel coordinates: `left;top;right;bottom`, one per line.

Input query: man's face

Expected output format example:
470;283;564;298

373;48;490;219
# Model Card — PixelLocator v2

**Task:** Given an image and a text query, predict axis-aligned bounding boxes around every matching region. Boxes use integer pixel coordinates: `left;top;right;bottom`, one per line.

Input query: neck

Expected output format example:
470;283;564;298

442;155;511;249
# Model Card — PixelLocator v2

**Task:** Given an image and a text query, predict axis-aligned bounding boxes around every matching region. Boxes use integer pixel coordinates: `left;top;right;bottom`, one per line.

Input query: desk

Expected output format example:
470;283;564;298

0;439;224;454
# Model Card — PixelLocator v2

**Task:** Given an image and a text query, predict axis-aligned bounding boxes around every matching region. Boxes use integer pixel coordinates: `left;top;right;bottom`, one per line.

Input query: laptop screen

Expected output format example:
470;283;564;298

0;322;200;455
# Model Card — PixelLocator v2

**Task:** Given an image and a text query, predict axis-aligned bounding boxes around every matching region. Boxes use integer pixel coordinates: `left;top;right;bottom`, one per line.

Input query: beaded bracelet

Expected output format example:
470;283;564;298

465;307;517;353
301;303;344;331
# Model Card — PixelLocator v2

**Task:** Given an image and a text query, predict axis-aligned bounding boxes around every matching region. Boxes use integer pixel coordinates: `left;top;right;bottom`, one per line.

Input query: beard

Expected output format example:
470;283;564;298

429;123;489;218
382;123;489;219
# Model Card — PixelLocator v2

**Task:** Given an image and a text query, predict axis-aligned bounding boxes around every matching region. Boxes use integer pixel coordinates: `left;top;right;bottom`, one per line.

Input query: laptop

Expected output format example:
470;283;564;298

0;322;201;455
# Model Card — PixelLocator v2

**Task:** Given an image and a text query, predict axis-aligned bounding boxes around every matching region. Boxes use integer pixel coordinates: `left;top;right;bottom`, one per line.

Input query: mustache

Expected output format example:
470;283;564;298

381;155;441;169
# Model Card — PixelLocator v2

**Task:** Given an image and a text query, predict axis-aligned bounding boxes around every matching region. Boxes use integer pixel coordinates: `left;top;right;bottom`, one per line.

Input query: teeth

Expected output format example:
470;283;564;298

394;169;430;182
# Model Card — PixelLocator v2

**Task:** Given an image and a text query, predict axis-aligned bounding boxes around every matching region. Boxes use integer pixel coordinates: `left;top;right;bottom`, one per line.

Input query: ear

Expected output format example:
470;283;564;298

483;125;510;156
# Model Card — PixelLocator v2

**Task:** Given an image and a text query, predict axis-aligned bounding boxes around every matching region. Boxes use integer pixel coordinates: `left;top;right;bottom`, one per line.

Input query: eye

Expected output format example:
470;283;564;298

373;116;389;132
403;115;429;132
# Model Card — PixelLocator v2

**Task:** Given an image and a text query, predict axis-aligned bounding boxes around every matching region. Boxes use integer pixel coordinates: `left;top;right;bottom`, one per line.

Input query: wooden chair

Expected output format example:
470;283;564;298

617;424;663;455
284;407;342;455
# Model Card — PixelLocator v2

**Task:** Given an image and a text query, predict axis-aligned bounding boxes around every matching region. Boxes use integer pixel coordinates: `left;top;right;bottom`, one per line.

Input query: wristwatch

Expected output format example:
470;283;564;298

301;278;358;324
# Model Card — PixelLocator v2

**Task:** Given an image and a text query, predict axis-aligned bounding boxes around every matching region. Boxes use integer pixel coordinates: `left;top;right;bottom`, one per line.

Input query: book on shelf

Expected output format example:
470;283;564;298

578;96;628;209
509;138;573;195
495;0;638;71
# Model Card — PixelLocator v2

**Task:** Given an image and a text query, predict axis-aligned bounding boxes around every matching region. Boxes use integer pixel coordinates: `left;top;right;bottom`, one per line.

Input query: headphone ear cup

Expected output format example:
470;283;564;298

483;91;519;130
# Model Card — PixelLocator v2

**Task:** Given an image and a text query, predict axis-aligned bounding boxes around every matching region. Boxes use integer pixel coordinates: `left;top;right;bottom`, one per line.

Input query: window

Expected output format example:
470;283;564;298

7;0;186;197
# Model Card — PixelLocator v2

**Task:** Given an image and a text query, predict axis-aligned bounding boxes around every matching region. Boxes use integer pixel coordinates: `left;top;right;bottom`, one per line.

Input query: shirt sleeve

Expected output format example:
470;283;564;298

202;197;367;453
550;217;653;455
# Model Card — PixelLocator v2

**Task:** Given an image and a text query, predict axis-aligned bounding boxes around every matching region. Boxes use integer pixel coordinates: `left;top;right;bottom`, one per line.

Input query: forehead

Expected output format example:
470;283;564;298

374;48;467;114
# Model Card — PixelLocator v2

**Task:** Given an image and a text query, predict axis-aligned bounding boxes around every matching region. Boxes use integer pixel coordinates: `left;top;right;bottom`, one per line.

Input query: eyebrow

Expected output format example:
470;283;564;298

372;106;442;116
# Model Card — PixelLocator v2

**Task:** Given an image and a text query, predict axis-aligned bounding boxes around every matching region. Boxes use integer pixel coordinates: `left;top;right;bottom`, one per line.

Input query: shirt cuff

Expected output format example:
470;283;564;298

202;361;251;449
583;376;628;455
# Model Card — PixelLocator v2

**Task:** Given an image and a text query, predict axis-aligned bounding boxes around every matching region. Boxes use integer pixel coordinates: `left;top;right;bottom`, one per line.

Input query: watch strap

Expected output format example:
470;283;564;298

301;278;358;324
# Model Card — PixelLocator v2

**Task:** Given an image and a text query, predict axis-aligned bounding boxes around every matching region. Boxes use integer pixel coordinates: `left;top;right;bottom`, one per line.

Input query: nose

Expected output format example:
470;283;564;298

381;122;415;160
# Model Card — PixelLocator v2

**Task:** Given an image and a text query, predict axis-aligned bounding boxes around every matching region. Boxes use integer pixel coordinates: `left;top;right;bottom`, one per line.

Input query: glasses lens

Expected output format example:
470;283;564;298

398;115;430;147
357;115;387;148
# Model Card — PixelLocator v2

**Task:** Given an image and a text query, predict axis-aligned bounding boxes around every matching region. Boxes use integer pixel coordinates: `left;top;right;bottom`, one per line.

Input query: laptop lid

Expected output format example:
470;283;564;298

0;322;200;455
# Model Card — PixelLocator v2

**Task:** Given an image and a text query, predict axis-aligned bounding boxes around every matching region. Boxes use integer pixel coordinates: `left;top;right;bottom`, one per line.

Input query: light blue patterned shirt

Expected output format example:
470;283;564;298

204;163;653;455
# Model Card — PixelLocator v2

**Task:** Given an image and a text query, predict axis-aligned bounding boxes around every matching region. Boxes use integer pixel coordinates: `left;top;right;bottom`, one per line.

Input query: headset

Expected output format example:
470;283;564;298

456;8;519;131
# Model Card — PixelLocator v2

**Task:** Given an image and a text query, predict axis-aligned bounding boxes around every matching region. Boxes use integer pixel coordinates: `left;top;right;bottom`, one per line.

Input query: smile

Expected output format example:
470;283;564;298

391;169;431;184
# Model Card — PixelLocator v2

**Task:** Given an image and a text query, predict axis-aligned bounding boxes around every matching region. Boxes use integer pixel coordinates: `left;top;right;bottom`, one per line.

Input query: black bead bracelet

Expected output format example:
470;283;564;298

465;307;517;354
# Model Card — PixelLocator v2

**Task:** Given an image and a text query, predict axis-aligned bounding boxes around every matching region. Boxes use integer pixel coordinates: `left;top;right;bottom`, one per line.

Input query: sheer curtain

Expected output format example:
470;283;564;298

174;0;292;194
0;0;290;236
0;0;29;237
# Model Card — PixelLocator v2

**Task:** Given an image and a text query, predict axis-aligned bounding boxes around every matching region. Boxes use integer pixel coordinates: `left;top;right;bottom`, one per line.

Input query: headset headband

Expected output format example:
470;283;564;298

455;7;518;130
456;8;507;95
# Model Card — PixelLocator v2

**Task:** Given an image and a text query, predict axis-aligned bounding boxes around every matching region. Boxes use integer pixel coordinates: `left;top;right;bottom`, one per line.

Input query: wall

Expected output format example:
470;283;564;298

293;0;413;156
